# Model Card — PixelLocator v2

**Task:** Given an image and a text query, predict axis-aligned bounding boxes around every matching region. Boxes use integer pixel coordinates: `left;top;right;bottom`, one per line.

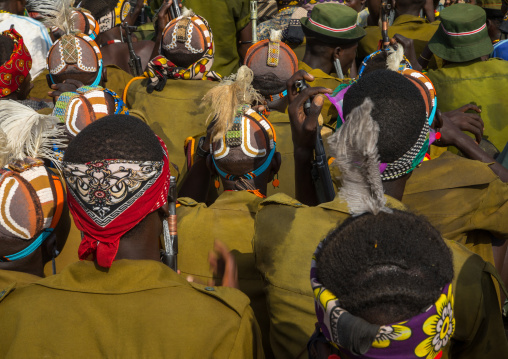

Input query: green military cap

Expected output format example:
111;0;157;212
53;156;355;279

428;4;493;62
300;3;366;45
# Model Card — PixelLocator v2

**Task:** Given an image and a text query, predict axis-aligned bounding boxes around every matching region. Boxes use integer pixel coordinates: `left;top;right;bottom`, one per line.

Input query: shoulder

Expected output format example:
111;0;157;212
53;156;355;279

259;193;307;209
188;282;252;318
405;152;500;194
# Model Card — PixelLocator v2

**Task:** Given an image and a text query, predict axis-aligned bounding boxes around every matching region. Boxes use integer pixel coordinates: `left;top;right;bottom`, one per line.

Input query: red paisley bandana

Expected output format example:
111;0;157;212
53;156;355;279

62;137;170;268
0;28;32;98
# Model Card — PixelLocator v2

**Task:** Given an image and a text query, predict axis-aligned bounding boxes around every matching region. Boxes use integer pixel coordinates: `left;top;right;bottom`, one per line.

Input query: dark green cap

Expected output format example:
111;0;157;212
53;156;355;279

428;4;493;62
300;3;366;45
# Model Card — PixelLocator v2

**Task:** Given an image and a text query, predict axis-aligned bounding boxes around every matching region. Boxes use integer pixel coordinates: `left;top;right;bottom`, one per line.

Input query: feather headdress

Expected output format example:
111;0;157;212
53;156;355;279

27;0;76;34
328;98;391;216
202;65;264;142
0;100;66;169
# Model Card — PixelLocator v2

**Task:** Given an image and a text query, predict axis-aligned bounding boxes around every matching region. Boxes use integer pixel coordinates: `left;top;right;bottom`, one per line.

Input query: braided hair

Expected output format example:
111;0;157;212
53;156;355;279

316;210;454;325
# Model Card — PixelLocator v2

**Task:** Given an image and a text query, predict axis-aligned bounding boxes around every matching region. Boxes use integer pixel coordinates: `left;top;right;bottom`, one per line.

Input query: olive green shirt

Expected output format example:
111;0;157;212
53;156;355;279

0;269;40;289
125;77;218;176
177;191;272;358
426;59;508;152
403;152;508;266
253;193;507;359
0;259;264;358
105;64;134;98
358;14;442;69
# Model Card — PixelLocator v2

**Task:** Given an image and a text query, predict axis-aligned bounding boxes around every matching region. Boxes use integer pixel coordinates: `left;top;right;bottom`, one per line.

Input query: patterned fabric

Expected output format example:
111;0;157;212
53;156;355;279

257;7;296;41
311;239;455;358
52;86;128;137
98;0;131;32
0;158;65;261
211;107;277;181
0;28;32;98
491;39;508;61
62;137;170;268
146;13;221;92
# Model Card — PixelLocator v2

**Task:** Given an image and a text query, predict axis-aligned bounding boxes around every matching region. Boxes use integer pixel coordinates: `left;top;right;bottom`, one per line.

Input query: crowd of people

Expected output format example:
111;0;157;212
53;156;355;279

0;0;507;357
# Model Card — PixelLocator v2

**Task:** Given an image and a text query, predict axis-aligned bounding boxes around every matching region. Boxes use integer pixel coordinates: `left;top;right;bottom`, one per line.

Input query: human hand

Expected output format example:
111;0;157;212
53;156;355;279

208;240;238;289
440;104;484;144
48;79;84;102
156;0;173;35
287;70;332;150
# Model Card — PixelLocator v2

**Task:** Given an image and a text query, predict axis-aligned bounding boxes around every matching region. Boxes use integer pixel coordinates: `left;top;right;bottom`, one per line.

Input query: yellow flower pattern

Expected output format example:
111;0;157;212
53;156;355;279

372;323;412;348
415;284;455;359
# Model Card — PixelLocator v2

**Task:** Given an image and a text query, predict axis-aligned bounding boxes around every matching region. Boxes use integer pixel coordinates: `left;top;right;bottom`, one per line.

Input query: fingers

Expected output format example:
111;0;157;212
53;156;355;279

286;70;315;103
457;103;481;114
460;122;483;144
289;86;332;117
213;240;238;289
303;95;325;132
63;79;84;88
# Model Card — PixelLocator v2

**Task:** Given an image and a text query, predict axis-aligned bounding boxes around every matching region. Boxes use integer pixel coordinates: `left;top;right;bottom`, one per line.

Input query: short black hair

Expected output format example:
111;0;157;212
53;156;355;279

316;210;454;325
343;70;426;163
0;34;14;66
252;73;287;97
79;0;118;20
360;50;389;76
63;115;164;163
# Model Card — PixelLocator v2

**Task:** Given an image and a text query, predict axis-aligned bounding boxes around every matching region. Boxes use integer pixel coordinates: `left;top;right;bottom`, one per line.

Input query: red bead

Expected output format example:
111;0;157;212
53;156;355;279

435;132;441;140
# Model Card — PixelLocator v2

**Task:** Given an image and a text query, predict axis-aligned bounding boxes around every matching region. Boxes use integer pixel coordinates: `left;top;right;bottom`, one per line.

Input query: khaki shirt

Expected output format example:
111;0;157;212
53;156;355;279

253;193;507;359
426;59;508;152
358;14;442;69
125;77;218;176
0;259;264;358
403;152;508;266
177;191;272;358
105;65;134;98
0;269;40;289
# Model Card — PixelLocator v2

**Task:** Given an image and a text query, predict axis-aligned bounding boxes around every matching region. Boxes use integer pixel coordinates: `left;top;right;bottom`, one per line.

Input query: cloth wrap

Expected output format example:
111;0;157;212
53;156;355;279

0;28;32;98
146;13;221;93
62;137;170;268
311;239;455;358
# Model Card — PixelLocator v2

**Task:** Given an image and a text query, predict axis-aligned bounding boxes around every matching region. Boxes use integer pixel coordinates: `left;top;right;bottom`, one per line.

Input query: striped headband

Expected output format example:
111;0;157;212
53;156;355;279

440;23;486;36
308;17;357;32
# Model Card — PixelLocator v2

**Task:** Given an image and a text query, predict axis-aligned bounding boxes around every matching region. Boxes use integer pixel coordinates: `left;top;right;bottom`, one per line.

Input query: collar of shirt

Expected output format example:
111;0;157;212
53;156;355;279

392;14;429;26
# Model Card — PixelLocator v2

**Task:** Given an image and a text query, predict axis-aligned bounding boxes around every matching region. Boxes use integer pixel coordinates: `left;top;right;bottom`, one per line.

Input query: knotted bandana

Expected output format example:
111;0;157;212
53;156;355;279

311;240;455;359
146;13;221;93
63;137;170;268
0;28;32;98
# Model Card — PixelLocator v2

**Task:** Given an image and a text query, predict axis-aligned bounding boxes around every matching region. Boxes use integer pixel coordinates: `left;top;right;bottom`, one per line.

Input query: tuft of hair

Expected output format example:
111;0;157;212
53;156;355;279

79;0;117;20
0;100;66;168
329;98;391;216
317;210;454;325
386;45;405;72
63;115;164;163
28;0;75;35
180;7;194;18
202;66;264;142
0;34;14;66
343;70;426;164
270;29;283;42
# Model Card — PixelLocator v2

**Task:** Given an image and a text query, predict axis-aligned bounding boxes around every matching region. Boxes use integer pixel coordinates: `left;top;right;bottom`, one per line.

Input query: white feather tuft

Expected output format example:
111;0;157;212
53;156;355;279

328;98;392;216
27;0;75;35
181;7;194;18
0;100;66;169
269;29;282;42
386;45;404;72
